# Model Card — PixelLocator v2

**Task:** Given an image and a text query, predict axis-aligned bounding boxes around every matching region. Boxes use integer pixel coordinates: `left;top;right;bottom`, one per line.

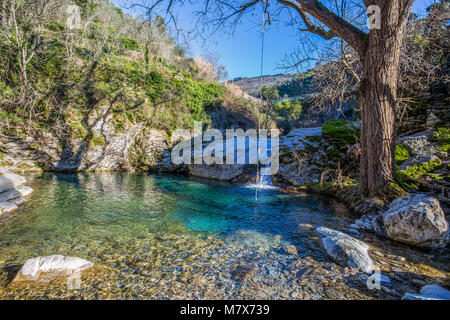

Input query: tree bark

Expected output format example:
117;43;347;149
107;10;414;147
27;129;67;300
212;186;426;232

358;0;413;196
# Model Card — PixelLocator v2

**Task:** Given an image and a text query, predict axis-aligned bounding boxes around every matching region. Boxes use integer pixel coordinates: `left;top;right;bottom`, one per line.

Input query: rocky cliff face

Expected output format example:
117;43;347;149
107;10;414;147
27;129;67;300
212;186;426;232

0;105;183;174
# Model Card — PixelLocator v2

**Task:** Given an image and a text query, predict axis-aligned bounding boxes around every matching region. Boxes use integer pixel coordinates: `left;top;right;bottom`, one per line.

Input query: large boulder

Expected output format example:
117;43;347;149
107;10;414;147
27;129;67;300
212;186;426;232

13;255;94;282
276;161;321;186
396;131;439;156
382;194;448;248
315;227;374;273
402;285;450;300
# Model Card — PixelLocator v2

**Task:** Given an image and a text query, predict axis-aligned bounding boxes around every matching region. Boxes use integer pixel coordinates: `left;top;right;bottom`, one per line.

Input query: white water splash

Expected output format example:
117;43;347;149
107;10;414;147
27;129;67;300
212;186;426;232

247;162;279;190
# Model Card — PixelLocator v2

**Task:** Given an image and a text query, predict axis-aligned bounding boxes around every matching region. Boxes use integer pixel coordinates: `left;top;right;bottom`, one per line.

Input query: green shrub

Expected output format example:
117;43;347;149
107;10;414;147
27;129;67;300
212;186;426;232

186;81;223;118
273;100;302;120
120;36;140;51
46;21;65;31
145;71;165;101
322;119;360;147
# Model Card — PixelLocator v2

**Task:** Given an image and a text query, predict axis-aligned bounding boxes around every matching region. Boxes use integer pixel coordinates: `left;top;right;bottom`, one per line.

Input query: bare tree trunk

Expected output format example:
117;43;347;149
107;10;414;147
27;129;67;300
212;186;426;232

358;1;413;196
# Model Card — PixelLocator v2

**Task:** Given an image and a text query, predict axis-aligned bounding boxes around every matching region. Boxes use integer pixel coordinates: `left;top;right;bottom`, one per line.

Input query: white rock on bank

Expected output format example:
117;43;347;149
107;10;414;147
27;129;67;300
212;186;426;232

402;285;450;300
382;194;448;248
0;169;33;215
279;127;322;153
315;227;374;273
0;168;27;193
13;255;94;282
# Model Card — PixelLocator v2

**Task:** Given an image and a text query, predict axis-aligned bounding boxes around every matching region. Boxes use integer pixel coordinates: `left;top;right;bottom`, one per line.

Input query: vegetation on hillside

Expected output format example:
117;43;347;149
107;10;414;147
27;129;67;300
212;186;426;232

0;0;257;143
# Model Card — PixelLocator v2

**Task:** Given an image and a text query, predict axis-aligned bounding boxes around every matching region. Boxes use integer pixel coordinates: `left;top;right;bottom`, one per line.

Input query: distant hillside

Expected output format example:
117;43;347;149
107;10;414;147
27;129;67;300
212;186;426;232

232;71;317;99
232;74;296;97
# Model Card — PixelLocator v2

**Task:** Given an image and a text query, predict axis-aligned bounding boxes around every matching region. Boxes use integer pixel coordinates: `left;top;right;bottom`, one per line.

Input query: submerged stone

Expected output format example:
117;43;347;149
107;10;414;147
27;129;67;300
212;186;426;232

13;255;94;282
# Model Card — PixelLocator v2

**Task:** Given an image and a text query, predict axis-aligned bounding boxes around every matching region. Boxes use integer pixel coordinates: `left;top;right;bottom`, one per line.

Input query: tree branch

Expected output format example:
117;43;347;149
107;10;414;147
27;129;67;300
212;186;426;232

278;0;367;55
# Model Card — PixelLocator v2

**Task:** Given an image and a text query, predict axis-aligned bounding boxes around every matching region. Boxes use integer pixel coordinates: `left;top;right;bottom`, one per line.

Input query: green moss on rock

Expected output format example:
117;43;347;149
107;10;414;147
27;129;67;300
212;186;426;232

395;144;409;165
395;157;443;190
401;157;442;180
322;120;360;147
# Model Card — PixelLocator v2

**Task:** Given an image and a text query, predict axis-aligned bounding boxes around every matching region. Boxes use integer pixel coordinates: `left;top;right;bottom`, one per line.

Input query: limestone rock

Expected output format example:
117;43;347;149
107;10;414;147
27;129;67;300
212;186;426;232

315;227;374;273
397;132;439;156
188;163;245;181
279;127;322;155
402;285;450;300
426;112;440;129
276;161;321;186
382;194;448;248
0;168;26;193
0;168;32;215
13;255;94;282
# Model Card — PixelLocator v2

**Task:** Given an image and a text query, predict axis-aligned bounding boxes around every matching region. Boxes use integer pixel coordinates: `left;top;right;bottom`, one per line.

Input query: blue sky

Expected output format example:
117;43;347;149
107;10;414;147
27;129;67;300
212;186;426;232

114;0;434;79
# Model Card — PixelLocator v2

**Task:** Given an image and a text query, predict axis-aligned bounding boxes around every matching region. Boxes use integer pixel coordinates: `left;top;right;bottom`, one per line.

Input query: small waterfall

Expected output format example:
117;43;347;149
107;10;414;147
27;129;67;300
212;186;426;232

255;160;277;189
246;138;278;190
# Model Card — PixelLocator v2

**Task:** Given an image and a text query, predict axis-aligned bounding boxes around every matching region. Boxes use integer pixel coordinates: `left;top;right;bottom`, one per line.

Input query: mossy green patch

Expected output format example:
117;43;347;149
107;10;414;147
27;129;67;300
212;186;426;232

89;134;106;149
434;127;449;152
322;120;360;147
395;144;409;165
395;157;442;190
401;157;442;180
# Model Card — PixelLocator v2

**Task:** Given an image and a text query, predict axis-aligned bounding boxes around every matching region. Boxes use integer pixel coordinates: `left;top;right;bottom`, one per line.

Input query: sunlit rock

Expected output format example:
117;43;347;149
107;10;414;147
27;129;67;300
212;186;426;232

382;194;448;248
13;255;94;282
315;227;374;273
402;284;450;300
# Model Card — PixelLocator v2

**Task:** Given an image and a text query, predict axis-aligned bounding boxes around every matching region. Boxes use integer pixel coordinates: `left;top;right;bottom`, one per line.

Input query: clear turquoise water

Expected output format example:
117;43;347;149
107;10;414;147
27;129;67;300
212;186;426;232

0;172;353;249
1;173;448;299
